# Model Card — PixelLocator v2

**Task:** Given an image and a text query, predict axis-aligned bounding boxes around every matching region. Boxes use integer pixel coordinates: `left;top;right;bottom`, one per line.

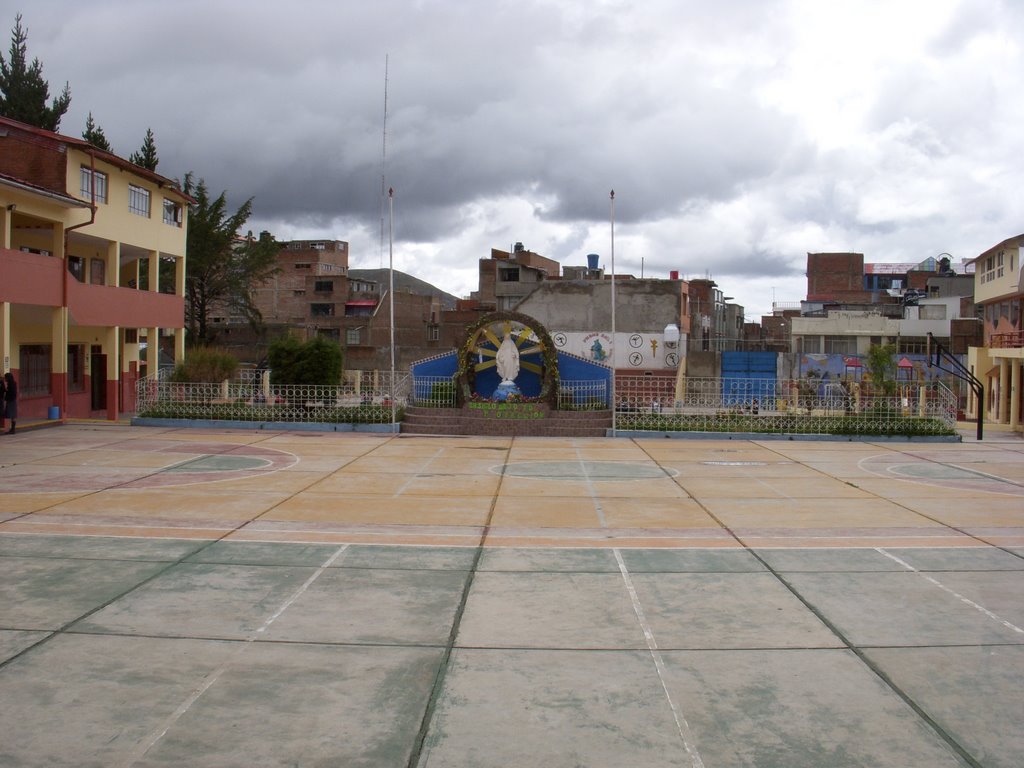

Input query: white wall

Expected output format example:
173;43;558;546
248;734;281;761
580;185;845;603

551;330;683;370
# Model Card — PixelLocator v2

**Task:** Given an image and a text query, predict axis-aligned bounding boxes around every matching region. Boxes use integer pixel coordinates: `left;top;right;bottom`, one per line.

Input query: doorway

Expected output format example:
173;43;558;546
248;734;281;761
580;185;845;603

91;345;107;411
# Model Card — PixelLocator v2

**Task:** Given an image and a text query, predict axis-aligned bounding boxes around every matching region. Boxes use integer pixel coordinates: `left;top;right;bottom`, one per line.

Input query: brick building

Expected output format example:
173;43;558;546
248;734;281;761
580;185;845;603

232;239;474;375
472;243;559;310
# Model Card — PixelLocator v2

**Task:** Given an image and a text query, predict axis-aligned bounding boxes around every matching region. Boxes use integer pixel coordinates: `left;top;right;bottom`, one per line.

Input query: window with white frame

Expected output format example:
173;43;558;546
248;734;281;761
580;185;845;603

825;335;857;354
80;167;108;203
427;325;440;341
162;198;182;226
129;184;151;217
799;336;821;354
898;337;929;354
346;328;361;345
67;255;85;282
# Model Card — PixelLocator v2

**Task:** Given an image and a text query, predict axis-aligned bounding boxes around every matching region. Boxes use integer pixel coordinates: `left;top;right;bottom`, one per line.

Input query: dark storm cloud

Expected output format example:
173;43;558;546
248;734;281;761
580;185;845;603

30;0;796;227
13;0;1024;311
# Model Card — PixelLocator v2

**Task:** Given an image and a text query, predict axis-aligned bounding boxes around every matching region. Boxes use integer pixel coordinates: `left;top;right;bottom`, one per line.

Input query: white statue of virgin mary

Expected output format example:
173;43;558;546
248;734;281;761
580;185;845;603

495;333;520;384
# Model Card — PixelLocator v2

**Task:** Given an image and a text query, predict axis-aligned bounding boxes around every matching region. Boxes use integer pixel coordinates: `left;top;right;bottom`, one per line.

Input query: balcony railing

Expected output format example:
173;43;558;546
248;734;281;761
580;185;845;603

990;331;1024;349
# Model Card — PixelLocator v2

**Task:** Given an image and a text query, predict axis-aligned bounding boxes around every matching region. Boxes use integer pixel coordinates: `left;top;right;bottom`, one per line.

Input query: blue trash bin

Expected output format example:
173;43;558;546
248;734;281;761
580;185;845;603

48;406;60;420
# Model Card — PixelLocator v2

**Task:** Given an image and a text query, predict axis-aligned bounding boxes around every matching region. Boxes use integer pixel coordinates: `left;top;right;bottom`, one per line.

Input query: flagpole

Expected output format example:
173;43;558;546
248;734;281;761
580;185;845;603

610;189;616;437
388;187;397;430
379;54;388;270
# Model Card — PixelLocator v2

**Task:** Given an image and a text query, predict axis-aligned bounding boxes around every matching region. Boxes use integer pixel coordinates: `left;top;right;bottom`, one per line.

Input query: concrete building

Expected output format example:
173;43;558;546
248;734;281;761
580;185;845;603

759;309;797;353
514;278;689;375
237;239;469;377
791;296;979;357
472;243;559;310
805;251;975;311
0;116;190;420
687;279;731;352
245;239;350;334
966;233;1023;432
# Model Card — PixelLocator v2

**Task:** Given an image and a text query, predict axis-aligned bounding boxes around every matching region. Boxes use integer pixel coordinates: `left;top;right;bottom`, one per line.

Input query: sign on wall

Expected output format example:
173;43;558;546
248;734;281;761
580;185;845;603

551;331;681;369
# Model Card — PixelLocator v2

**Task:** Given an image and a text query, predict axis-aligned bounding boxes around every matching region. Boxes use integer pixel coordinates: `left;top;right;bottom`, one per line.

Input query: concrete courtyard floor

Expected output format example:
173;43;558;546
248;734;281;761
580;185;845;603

0;424;1022;767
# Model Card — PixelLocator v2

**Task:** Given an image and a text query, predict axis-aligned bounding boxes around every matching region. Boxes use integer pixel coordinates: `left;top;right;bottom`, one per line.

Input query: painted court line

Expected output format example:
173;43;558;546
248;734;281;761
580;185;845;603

613;547;705;768
573;448;704;768
876;548;1024;636
116;544;351;768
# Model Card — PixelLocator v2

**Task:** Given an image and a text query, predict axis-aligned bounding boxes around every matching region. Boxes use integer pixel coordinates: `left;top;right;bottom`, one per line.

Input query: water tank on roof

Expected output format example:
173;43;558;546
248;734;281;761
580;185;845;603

587;253;599;270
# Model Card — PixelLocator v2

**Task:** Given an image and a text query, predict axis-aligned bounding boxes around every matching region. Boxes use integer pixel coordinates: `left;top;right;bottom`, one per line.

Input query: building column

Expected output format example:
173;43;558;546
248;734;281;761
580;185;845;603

174;254;185;297
0;301;9;374
987;370;995;421
0;302;7;429
51;306;68;416
145;249;158;293
174;253;186;365
105;325;119;420
1;204;11;249
174;327;185;367
147;327;160;375
999;359;1011;424
108;241;120;287
1011;360;1021;430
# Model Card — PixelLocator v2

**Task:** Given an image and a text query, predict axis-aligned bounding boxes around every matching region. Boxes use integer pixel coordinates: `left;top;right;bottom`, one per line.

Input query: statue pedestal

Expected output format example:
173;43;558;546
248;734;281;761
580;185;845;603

492;381;522;402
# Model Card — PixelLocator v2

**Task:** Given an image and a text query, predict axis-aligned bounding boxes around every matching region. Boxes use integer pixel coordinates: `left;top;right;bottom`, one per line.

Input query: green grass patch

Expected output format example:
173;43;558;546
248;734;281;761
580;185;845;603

615;412;955;437
138;402;400;424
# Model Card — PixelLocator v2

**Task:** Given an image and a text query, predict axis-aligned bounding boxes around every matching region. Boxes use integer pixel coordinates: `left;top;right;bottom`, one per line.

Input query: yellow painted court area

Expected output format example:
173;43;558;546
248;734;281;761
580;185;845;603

1;424;1021;550
1;425;1023;767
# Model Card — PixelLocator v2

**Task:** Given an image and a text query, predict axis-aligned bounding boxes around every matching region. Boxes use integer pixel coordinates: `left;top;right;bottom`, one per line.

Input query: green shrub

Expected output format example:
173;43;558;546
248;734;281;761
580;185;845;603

137;401;401;424
268;333;343;385
613;412;953;437
170;347;239;383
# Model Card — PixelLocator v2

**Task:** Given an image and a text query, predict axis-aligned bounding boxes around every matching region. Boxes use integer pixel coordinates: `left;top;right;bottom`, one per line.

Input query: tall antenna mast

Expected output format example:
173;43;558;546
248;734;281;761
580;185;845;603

379;54;389;269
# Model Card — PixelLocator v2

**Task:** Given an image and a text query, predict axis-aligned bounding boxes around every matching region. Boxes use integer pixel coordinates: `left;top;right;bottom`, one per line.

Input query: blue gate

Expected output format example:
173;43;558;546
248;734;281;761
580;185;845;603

721;352;778;407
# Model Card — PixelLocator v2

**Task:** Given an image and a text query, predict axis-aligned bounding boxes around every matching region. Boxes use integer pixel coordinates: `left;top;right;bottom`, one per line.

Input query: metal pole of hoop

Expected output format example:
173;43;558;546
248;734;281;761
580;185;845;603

610;189;616;437
388;187;397;430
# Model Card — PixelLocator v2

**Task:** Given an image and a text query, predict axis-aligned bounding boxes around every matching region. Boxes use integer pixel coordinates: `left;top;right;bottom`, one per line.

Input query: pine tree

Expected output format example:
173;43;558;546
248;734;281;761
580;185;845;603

82;111;111;151
0;14;71;131
129;127;159;170
181;173;280;345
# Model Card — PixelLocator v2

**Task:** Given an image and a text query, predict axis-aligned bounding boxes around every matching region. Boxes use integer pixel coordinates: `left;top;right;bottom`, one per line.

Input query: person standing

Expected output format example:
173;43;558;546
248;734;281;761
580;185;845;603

3;372;16;434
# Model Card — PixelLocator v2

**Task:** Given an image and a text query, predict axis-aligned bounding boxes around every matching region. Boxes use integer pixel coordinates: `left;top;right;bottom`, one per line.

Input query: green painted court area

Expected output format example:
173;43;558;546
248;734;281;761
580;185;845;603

1;535;1022;767
163;455;273;473
0;425;1022;766
496;459;676;479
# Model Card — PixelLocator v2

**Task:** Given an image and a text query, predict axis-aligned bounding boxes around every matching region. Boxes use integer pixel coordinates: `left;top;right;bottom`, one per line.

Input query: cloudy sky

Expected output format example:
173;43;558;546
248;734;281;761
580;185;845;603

15;0;1024;317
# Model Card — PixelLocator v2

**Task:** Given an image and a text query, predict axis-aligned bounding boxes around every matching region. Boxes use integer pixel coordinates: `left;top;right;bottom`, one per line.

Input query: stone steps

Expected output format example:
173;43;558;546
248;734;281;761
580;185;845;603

401;405;612;437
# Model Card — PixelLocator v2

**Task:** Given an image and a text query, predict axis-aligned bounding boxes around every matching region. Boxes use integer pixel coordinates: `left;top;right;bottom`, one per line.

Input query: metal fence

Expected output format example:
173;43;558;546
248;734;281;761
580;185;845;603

614;375;958;435
136;371;957;435
136;371;411;424
557;380;610;410
409;376;458;408
406;377;611;409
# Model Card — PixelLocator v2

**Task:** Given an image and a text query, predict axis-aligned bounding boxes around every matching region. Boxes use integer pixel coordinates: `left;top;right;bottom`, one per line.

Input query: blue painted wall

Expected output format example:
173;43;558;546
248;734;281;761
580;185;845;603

409;349;611;404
